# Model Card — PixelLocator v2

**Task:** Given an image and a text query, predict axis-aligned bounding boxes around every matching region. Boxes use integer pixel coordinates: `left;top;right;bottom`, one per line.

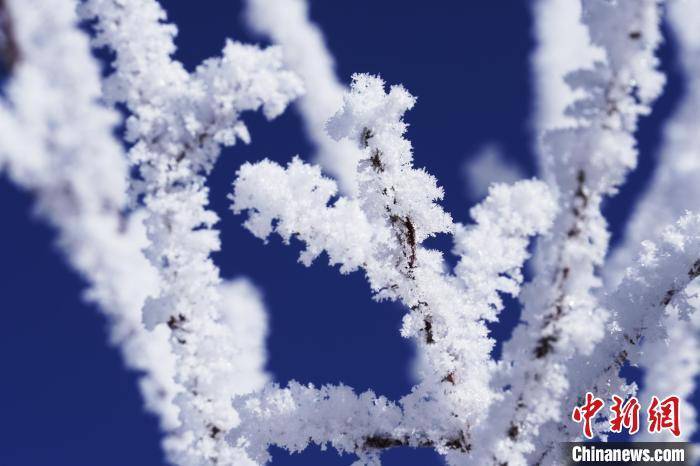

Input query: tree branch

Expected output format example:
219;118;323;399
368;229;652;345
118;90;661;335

0;0;19;71
361;432;470;452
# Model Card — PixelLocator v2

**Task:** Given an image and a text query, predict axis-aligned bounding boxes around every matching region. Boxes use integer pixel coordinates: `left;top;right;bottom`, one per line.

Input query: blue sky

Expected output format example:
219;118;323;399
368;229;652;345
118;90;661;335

0;1;688;465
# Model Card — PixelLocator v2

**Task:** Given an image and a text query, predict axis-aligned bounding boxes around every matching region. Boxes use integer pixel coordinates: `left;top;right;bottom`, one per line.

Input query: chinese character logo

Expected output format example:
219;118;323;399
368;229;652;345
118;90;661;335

572;393;681;438
647;395;681;437
572;392;604;439
610;395;640;435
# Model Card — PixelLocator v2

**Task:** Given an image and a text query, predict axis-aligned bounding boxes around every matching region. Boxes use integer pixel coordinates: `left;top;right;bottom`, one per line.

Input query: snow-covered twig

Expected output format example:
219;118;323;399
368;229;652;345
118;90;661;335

232;73;556;463
80;1;302;464
530;0;602;133
634;304;700;443
571;213;700;438
5;1;696;464
0;0;18;70
0;0;177;429
243;0;361;194
604;0;700;443
479;1;666;464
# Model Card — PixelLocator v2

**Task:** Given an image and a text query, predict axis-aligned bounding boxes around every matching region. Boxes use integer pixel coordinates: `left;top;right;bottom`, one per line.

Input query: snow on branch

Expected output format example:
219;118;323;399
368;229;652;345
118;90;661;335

608;213;700;378
531;0;602;132
4;1;693;465
453;181;557;322
478;1;666;464
243;0;362;194
0;0;18;71
548;212;700;453
234;382;404;466
233;156;373;273
80;1;302;464
232;73;556;463
606;0;700;442
217;279;270;397
0;0;178;427
634;303;700;443
606;2;700;285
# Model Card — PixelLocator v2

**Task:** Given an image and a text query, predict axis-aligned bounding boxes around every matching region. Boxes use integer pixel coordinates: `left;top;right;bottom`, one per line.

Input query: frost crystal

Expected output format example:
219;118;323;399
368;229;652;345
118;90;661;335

0;0;175;430
233;74;556;463
79;0;301;464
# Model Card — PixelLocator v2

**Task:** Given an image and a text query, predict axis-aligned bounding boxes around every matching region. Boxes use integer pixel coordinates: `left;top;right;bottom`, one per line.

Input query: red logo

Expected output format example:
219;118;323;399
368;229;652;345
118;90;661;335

647;395;681;437
572;393;681;438
610;395;640;435
572;392;604;439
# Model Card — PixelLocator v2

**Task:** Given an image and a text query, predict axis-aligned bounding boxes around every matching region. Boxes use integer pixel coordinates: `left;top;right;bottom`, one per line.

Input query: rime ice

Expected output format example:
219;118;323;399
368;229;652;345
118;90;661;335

2;1;700;465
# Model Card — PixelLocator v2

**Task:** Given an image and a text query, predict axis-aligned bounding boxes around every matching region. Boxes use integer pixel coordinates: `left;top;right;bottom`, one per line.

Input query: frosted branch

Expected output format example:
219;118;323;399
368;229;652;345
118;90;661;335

235;382;403;465
80;1;301;464
531;0;602;132
232;73;556;463
243;0;361;194
605;0;700;443
3;2;690;464
0;0;179;430
559;213;700;448
0;0;18;70
481;1;666;464
634;304;700;443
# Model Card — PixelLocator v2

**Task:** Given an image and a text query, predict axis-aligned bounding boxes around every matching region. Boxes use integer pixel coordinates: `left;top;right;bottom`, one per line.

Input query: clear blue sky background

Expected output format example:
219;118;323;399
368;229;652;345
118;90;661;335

0;1;689;465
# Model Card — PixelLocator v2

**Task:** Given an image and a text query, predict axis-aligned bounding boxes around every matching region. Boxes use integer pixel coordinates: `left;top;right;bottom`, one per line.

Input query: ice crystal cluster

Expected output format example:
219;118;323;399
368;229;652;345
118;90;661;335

1;0;699;465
